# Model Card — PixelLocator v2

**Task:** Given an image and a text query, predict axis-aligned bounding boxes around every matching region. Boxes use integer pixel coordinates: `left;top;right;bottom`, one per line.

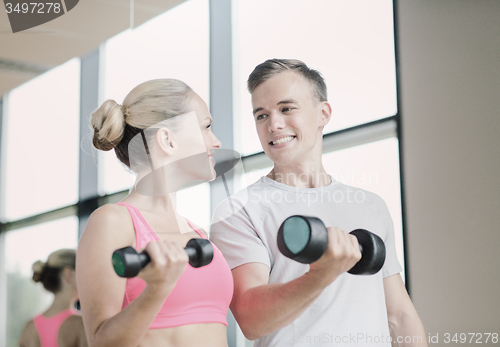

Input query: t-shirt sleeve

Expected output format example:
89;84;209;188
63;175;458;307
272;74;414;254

210;199;271;270
379;199;403;278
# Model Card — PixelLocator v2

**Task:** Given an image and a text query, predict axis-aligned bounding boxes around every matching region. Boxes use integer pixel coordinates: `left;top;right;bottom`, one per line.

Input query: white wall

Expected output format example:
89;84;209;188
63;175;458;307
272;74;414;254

397;0;500;343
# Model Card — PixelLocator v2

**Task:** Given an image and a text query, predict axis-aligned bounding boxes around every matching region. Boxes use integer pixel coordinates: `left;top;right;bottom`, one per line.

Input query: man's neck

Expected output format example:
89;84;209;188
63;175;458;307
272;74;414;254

267;165;331;188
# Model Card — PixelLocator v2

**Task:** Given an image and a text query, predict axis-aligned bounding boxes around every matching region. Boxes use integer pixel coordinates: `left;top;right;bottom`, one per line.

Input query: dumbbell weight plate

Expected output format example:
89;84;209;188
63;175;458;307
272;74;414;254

185;238;214;268
112;246;150;278
277;215;328;264
347;229;386;275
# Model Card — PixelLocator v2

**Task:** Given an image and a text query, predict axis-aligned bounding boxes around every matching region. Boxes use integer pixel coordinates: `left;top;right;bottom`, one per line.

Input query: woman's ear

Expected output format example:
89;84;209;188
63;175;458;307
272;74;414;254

156;127;175;155
62;267;75;284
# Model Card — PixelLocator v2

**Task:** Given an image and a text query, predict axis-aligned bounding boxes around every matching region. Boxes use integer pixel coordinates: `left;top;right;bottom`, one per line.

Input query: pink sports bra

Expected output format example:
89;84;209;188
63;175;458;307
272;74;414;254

116;202;233;329
33;309;77;347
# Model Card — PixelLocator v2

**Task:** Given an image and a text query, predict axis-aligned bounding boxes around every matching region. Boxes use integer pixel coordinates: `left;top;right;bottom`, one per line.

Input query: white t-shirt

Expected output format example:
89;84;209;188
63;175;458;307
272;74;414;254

210;176;402;347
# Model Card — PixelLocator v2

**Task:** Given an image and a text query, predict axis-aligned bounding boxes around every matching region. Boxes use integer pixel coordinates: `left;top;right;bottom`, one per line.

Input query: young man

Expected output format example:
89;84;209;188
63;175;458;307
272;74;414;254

210;59;427;347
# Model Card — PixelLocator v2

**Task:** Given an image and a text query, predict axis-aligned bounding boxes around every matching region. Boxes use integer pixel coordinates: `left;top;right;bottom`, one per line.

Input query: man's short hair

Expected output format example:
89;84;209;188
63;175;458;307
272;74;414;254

247;59;327;102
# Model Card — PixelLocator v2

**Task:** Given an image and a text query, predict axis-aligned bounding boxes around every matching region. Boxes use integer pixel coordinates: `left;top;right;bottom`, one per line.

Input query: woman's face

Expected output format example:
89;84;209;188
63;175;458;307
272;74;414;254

133;92;222;195
187;92;222;161
170;92;221;181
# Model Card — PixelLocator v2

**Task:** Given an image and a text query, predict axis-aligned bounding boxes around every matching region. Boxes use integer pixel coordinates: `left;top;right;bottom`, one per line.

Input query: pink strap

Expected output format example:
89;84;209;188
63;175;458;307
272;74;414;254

33;309;76;347
116;202;157;238
185;219;206;239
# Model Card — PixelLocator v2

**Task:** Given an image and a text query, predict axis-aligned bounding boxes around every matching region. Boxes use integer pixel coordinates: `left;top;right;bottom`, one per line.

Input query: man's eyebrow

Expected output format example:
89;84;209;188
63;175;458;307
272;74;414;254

277;99;298;105
253;99;298;116
252;107;264;116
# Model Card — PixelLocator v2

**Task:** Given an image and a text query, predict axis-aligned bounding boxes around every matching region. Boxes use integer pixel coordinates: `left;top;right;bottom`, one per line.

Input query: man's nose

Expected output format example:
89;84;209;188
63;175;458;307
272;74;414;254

268;112;285;132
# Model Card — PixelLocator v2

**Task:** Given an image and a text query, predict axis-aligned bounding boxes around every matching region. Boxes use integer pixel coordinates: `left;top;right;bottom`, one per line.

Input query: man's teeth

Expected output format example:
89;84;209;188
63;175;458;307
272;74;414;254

272;136;295;145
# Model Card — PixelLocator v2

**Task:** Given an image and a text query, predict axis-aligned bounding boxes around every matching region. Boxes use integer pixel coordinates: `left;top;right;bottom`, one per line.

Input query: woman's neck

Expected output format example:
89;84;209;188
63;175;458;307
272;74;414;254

123;189;195;236
126;189;177;212
44;290;76;317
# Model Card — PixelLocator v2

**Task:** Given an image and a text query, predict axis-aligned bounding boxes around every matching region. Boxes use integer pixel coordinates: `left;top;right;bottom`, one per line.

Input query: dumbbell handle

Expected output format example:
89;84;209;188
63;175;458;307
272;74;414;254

121;247;197;267
112;238;213;278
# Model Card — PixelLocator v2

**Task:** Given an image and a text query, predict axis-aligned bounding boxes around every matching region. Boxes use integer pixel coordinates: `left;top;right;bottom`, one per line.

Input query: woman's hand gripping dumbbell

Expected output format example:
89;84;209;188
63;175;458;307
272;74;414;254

112;238;214;278
277;216;386;275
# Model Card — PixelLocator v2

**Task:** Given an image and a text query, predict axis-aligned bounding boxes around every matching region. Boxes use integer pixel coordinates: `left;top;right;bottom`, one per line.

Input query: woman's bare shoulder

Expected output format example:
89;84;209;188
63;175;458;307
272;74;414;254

59;314;88;347
18;319;40;347
88;203;130;225
61;313;84;327
81;203;133;240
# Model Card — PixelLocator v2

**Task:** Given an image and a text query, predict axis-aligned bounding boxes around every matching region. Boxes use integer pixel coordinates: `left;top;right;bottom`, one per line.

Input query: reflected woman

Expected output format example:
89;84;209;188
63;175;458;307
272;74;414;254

19;249;88;347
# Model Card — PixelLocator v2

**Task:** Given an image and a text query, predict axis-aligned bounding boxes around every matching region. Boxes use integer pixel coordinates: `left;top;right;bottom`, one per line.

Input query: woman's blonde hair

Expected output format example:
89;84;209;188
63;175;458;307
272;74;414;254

91;79;193;170
32;249;76;293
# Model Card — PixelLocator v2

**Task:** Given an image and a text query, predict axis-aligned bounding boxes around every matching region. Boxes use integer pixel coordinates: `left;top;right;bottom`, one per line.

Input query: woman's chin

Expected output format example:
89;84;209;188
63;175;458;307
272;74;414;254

208;169;217;181
190;168;216;183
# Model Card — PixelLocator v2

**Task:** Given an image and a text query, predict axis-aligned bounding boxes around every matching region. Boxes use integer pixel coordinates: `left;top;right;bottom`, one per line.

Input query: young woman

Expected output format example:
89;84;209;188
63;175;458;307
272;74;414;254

19;249;88;347
76;79;233;347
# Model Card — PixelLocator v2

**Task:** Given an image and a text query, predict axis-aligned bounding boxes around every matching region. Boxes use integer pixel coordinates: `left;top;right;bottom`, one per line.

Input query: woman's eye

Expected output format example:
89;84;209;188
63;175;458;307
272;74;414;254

206;123;212;129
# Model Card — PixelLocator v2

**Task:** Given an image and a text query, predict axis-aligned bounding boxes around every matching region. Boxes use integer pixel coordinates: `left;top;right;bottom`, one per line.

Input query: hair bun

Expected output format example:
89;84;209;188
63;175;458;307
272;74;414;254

32;260;46;282
91;99;126;151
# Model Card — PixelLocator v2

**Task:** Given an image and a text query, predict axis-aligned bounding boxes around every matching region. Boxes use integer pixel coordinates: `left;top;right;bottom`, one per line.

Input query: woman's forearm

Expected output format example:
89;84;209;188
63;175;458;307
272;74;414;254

87;284;173;347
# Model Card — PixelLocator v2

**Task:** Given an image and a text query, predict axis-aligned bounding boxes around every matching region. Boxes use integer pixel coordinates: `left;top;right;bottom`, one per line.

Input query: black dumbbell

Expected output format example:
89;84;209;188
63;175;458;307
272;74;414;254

277;215;386;275
112;238;213;278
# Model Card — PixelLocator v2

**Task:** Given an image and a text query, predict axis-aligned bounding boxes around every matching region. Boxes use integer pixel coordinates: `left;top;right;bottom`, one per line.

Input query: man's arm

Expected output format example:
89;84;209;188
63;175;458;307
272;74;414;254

384;274;428;347
231;263;325;340
230;227;361;340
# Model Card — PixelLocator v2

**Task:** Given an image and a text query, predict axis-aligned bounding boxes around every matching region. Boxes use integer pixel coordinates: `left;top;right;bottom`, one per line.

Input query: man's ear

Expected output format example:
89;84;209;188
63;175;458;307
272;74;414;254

319;101;332;128
156;127;175;155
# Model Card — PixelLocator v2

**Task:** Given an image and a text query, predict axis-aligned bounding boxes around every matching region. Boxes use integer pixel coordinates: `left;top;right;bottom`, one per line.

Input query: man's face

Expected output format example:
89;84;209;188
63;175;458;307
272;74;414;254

251;70;331;166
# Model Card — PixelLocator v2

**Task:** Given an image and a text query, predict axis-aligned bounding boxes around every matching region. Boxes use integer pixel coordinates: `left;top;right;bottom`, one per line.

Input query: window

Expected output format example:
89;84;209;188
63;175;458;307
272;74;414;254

233;0;397;155
3;59;80;221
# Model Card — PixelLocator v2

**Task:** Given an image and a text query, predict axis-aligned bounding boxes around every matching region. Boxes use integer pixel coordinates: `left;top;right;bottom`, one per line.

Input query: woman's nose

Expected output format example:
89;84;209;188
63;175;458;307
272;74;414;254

211;132;222;149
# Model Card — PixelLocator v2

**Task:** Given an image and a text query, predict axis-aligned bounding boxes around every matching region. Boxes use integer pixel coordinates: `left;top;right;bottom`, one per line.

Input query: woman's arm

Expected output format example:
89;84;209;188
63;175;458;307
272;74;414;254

18;320;39;347
76;204;188;347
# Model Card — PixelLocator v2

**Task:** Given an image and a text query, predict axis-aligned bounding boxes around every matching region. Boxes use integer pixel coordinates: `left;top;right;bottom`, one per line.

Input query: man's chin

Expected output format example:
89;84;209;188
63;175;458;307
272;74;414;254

266;152;295;166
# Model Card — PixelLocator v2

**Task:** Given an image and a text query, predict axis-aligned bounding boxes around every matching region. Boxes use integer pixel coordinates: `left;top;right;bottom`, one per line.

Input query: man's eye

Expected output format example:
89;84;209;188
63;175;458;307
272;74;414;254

206;123;212;129
256;114;267;120
282;107;292;112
